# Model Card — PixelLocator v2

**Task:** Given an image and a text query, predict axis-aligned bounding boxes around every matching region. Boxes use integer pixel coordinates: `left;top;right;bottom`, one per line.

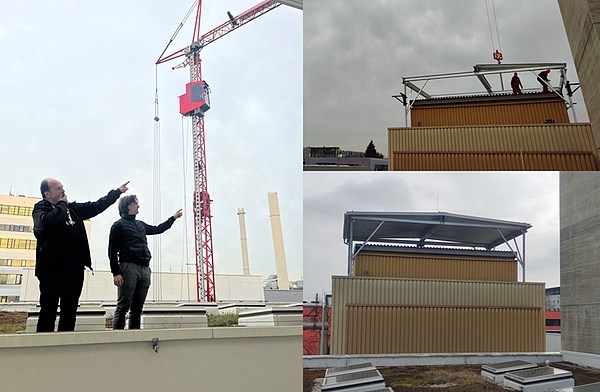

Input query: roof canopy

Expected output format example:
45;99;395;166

343;211;531;249
343;211;531;280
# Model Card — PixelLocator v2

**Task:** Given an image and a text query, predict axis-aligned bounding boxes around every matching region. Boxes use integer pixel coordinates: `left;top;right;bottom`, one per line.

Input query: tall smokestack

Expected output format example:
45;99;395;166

237;207;251;275
267;192;290;290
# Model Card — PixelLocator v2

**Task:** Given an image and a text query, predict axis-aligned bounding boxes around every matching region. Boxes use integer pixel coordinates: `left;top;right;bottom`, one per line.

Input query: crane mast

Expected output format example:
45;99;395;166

188;43;214;303
156;0;282;302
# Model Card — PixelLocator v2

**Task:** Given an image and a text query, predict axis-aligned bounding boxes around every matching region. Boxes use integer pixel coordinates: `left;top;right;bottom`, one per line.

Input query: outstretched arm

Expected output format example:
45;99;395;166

72;181;130;220
145;209;182;235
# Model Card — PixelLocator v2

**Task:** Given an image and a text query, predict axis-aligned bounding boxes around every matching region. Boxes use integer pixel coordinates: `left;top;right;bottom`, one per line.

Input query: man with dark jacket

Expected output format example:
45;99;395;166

537;69;551;93
32;178;129;332
109;194;182;329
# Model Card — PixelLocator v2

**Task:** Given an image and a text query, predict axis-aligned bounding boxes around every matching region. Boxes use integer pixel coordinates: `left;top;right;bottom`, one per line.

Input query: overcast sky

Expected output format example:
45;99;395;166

304;0;588;155
0;1;302;290
303;172;559;301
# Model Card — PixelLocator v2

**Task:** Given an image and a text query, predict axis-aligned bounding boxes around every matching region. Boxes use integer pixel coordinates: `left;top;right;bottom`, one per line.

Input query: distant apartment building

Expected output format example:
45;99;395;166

303;146;388;171
0;194;38;302
0;193;97;303
546;286;561;311
545;286;561;333
389;63;599;171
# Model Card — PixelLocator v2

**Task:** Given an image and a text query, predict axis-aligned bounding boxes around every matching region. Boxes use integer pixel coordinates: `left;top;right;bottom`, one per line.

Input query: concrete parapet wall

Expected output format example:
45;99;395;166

303;353;563;369
0;326;302;391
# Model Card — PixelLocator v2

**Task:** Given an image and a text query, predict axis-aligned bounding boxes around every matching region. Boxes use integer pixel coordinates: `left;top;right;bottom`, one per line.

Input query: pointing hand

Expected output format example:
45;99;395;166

173;209;183;219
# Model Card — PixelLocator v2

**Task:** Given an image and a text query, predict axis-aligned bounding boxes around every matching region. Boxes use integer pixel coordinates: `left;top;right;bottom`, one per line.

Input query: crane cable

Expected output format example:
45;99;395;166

157;0;198;62
181;116;192;301
485;0;502;54
153;65;163;301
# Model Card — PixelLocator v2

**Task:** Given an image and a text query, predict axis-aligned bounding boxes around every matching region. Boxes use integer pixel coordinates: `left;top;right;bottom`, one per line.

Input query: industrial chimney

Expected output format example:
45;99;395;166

237;207;251;275
267;192;290;290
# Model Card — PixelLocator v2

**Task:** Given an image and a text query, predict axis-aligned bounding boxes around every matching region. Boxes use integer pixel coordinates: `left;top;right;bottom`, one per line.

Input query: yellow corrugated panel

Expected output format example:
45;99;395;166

330;276;545;355
353;253;517;282
411;99;569;127
344;305;544;354
387;124;599;171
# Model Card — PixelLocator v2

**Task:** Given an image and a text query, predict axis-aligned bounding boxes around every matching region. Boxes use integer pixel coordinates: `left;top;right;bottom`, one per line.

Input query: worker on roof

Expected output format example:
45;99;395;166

537;69;551;93
511;72;523;94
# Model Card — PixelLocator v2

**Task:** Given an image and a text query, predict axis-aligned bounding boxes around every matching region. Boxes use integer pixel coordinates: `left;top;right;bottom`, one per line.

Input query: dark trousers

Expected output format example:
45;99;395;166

113;263;151;329
36;268;85;332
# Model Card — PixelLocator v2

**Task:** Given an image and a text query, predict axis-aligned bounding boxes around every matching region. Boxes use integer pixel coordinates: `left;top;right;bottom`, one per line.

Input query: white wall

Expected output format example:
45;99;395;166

19;269;265;302
0;326;302;392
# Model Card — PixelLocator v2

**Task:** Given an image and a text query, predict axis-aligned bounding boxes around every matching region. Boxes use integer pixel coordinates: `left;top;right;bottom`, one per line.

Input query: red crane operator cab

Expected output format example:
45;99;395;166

179;80;211;117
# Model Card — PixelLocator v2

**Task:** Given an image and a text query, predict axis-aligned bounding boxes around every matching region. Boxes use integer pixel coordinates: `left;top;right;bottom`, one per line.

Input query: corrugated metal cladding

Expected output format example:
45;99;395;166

388;124;599;171
344;305;544;354
410;97;569;127
353;252;517;282
330;276;545;355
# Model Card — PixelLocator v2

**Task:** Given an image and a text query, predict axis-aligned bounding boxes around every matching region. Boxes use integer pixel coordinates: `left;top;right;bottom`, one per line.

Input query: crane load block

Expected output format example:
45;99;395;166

179;80;210;117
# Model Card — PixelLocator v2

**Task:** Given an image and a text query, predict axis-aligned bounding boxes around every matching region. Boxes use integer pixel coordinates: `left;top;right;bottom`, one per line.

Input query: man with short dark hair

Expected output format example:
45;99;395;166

109;194;182;329
32;178;129;332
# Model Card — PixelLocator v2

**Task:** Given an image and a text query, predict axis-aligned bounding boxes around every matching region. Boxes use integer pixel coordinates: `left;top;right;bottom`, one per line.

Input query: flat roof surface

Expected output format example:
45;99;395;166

343;211;531;250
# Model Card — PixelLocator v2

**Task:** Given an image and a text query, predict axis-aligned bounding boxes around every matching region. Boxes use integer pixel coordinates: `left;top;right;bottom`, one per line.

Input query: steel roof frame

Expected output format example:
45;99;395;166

343;211;531;282
394;62;577;126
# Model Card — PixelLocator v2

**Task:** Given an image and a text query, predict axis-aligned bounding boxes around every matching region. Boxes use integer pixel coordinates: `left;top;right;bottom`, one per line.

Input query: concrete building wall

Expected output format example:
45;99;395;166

558;0;600;156
19;269;266;303
560;172;600;356
558;6;600;365
0;326;302;392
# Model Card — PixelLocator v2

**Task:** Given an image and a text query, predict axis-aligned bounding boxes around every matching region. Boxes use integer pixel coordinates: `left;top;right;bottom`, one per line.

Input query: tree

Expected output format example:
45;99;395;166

365;140;384;158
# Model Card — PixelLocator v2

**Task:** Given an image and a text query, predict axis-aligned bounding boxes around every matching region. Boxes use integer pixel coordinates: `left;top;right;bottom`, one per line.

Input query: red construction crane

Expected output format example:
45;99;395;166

156;1;282;302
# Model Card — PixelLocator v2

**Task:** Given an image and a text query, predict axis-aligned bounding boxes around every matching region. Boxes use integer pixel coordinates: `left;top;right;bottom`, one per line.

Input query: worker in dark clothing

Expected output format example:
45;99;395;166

511;72;523;94
537;69;551;92
32;178;129;332
109;194;182;329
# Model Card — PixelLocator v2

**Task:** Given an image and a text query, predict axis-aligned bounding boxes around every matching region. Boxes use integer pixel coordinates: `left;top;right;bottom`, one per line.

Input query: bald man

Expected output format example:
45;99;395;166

32;178;129;332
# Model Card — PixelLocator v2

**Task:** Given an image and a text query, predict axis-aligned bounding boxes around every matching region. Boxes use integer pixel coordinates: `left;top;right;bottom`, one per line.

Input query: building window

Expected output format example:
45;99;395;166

0;238;36;249
0;259;36;267
0;274;22;285
546;319;561;327
0;204;34;217
21;259;36;267
0;296;19;303
0;224;33;233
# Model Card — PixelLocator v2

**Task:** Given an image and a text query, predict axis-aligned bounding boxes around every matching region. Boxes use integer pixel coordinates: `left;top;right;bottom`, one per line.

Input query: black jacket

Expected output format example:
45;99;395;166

108;214;176;276
32;188;122;278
